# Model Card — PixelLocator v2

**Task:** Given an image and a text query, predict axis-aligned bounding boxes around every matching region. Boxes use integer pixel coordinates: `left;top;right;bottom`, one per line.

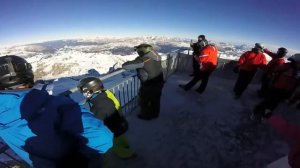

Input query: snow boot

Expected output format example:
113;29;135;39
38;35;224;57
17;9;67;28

111;134;136;159
178;84;188;91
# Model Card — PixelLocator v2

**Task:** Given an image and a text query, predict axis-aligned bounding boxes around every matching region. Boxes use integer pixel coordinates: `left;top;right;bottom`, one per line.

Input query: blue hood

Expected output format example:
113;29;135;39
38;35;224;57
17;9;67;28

0;89;113;167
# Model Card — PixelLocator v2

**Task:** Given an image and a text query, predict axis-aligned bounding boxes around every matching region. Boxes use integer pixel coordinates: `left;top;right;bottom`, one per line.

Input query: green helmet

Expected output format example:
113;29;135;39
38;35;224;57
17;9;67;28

134;44;153;56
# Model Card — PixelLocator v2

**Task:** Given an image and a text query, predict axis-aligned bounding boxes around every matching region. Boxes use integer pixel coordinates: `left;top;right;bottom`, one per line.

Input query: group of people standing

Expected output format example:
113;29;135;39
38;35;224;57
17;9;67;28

176;35;300;168
0;36;299;167
235;44;300;168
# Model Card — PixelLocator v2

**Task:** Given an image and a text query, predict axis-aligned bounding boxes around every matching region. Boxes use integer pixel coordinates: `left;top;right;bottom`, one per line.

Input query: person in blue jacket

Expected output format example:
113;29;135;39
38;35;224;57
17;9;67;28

0;55;113;167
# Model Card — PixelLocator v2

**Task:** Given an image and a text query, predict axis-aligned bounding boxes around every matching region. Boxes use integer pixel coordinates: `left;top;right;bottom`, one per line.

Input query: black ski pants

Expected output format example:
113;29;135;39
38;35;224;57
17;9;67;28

139;74;164;117
192;56;200;75
184;71;212;93
234;70;256;96
254;88;291;117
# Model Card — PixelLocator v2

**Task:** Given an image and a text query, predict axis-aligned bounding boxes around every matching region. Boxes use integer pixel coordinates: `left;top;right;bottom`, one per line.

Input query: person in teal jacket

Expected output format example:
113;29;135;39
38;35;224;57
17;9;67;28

0;55;113;167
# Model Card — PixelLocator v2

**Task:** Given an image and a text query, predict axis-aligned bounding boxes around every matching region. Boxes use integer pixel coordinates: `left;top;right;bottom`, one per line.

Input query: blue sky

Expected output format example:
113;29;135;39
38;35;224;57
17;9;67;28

0;0;299;50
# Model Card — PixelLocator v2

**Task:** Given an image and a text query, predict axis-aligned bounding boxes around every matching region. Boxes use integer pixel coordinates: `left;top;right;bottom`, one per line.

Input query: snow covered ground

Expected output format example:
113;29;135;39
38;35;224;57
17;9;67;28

104;72;300;168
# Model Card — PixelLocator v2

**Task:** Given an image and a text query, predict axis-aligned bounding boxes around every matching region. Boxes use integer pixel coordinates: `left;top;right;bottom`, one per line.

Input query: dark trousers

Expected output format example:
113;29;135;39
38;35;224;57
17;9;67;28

234;70;256;96
258;73;272;97
192;56;200;75
184;71;212;93
139;74;164;117
254;88;291;117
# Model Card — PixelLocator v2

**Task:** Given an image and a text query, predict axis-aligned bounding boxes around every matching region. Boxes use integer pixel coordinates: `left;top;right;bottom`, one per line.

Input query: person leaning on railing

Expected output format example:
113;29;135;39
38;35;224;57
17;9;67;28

77;77;136;160
122;44;164;120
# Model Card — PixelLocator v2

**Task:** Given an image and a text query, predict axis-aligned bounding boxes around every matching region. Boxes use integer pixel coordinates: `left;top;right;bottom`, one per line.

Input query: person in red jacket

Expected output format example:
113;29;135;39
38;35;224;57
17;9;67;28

253;54;300;120
267;115;300;168
258;47;287;97
179;44;218;94
233;43;267;98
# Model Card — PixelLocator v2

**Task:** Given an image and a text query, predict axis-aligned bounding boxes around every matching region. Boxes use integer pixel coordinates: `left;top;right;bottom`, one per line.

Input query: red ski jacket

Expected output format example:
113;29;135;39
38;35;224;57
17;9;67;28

197;45;218;72
272;63;297;92
268;115;300;168
237;51;267;71
266;58;286;74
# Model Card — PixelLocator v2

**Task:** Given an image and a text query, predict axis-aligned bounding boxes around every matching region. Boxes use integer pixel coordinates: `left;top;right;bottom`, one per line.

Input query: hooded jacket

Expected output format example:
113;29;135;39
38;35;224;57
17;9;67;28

122;50;163;82
0;89;113;167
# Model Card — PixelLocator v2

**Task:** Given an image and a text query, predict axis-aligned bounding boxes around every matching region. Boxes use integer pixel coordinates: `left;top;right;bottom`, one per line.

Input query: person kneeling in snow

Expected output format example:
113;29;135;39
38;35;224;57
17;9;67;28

0;55;113;167
77;77;136;159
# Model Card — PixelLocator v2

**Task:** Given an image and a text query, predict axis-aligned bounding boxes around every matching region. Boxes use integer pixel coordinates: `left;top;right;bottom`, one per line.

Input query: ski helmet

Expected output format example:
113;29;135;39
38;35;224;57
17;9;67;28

77;76;103;98
134;44;153;56
254;43;264;50
198;35;206;40
277;47;288;57
0;55;34;88
288;53;300;63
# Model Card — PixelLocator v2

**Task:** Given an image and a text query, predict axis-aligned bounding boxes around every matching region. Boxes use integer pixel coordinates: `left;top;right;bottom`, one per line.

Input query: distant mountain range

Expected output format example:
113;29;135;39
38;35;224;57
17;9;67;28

0;36;252;80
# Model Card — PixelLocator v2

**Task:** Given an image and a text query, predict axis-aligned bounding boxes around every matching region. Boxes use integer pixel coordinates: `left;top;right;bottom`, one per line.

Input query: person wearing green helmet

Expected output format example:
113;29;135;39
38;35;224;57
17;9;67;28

122;44;164;120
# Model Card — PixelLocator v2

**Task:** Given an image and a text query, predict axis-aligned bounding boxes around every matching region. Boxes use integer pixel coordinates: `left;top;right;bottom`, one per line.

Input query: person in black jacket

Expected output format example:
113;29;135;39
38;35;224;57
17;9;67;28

122;44;164;120
78;77;136;159
190;35;208;76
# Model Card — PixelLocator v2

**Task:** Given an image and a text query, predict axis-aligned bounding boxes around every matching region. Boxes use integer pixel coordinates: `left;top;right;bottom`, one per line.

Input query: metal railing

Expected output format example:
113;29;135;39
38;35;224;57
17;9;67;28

108;73;140;116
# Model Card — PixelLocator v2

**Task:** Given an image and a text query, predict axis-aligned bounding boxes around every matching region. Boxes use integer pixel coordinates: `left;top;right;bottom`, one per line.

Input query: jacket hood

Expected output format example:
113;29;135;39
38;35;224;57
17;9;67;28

0;89;49;125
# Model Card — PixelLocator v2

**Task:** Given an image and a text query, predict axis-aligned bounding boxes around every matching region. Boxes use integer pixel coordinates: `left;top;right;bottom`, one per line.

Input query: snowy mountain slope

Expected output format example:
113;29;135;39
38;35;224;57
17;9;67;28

0;36;255;80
